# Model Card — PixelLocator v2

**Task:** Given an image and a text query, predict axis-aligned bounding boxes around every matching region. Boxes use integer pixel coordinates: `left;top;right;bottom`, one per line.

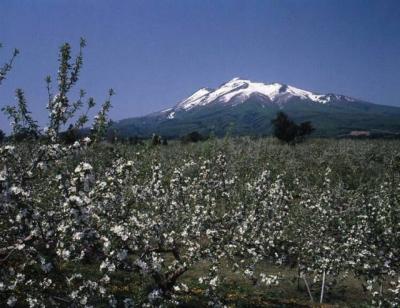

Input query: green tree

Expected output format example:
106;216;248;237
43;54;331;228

271;111;298;143
271;111;314;143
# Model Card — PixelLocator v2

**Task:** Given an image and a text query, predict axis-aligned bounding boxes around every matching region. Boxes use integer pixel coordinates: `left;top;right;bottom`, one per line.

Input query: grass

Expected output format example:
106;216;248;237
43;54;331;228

67;258;372;306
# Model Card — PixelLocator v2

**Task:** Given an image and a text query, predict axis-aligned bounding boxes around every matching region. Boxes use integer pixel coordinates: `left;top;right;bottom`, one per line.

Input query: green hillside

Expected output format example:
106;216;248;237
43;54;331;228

114;98;400;138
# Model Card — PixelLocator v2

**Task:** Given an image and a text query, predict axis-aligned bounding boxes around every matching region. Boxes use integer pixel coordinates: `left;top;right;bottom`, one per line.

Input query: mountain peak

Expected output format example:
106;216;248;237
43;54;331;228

116;78;400;138
173;77;357;112
228;76;249;82
226;77;284;86
229;77;243;82
226;77;252;83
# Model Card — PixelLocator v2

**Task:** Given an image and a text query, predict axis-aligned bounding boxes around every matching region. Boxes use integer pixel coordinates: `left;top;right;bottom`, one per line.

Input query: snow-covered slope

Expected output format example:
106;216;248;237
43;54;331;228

115;77;400;138
173;77;354;113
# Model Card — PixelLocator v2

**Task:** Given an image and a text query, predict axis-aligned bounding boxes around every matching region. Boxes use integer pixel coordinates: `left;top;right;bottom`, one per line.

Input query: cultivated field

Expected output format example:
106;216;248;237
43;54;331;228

1;137;400;307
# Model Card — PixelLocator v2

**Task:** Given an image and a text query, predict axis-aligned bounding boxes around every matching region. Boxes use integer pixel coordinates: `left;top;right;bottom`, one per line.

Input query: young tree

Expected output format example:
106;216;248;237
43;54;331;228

2;38;113;143
91;89;115;142
2;89;39;140
45;38;95;142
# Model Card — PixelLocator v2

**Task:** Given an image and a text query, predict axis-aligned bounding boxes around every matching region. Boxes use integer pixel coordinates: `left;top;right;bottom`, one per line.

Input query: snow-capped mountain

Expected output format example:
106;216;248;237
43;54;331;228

115;77;400;138
166;77;355;117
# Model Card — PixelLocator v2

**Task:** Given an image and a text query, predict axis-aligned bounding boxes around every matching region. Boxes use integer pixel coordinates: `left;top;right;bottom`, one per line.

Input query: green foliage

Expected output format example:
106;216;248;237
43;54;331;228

271;111;298;142
271;111;314;143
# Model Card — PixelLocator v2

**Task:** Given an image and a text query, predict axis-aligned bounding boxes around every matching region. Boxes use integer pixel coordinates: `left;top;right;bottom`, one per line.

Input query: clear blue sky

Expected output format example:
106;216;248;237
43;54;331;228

1;0;400;132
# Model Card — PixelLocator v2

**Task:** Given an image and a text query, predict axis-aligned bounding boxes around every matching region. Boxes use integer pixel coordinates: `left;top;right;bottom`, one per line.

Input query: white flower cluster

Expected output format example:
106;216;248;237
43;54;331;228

0;138;399;306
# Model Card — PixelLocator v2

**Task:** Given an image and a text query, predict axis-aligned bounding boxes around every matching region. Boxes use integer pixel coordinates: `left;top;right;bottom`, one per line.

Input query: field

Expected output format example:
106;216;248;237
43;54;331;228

1;137;400;307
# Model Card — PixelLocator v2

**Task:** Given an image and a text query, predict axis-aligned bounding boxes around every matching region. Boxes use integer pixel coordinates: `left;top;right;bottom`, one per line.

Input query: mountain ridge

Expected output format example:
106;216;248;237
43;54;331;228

114;78;400;138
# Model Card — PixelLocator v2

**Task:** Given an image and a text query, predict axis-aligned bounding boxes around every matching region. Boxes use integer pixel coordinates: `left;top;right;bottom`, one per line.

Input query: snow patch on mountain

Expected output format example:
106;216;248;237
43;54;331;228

176;88;212;110
174;77;351;113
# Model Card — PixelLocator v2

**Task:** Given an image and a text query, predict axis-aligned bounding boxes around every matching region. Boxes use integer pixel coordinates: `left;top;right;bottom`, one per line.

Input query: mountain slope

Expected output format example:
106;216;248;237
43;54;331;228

115;78;400;138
